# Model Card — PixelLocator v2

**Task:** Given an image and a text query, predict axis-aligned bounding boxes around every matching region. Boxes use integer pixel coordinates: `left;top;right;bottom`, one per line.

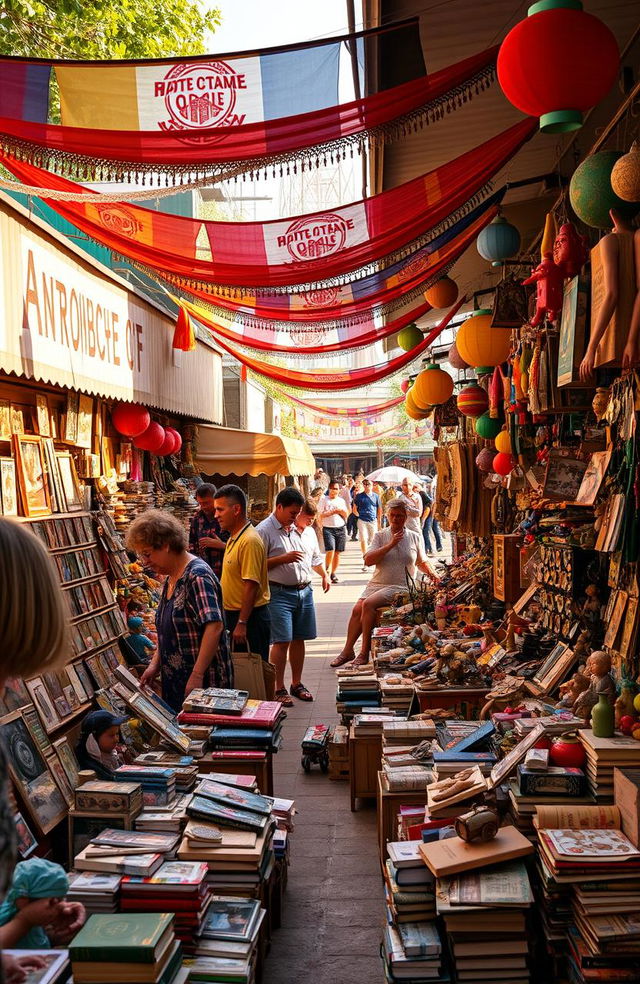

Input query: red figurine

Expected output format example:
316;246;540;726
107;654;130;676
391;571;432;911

553;222;588;278
522;251;565;327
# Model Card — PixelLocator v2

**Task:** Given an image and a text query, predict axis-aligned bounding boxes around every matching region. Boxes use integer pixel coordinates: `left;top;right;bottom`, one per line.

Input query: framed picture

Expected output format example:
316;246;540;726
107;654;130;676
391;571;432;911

574;450;612;507
1;678;31;714
10;407;24;435
534;642;576;694
76;395;94;450
0;457;17;516
604;590;629;650
558;275;589;388
620;596;639;661
26;678;61;734
13;435;51;517
0;712;67;834
41;438;64;514
543;452;587;502
48;753;74;806
55;451;82;511
489;723;546;789
13;810;38;858
101;437;116;477
74;662;95;700
0;400;11;441
65;663;89;704
35;395;51;437
52;736;80;790
22;705;54;757
64;391;79;443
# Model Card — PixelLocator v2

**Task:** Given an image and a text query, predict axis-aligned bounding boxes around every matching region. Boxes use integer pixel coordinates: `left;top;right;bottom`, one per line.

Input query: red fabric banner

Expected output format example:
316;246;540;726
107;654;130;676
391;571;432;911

188;297;466;390
0;46;497;179
1;119;535;289
289;395;404;417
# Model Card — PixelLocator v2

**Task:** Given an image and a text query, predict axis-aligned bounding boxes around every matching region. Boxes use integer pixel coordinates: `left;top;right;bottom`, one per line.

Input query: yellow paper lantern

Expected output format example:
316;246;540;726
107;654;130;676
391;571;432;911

412;364;454;406
405;389;429;419
455;308;511;369
495;429;512;454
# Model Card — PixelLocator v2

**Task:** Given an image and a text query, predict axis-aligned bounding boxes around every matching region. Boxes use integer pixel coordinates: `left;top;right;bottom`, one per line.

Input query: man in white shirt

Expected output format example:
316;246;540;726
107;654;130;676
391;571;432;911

256;489;330;705
317;480;349;583
396;477;423;535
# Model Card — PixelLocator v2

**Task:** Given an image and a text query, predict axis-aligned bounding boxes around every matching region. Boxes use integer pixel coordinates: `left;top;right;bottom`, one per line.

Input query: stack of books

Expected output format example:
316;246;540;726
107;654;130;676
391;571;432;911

120;860;210;956
69;912;185;984
352;711;397;737
335;671;381;720
190;896;265;984
74;828;180;878
187;779;272;833
431;751;496;781
514;714;586;737
115;765;177;807
380;677;415;714
67;872;121;915
436;860;534;983
385;841;436;922
382;719;437;748
183;688;249;716
382;764;432;792
69;780;143;855
178;700;285;754
578;731;640;803
507;780;595;841
135;794;193;835
382;921;444;983
269;796;295;832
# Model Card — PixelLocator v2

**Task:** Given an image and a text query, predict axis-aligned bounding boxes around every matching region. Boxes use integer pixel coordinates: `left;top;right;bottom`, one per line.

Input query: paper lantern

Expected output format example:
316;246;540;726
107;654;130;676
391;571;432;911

406;386;430;413
157;431;178;456
476;448;495;473
165;427;183;453
493;451;516;476
456;309;511;368
495;429;512;454
134;421;166;453
477;216;521;267
447;341;468;370
457;384;489;418
569;151;640;229
413;364;454;406
497;2;619;134
475;413;503;440
405;397;426;421
397;323;423;351
400;378;411;394
111;402;150;438
611;142;640;203
425;277;458;309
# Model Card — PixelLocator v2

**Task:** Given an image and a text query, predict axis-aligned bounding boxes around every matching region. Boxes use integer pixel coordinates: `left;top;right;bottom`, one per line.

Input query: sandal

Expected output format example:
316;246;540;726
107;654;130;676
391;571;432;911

330;652;355;667
350;655;370;667
290;682;313;702
275;688;294;707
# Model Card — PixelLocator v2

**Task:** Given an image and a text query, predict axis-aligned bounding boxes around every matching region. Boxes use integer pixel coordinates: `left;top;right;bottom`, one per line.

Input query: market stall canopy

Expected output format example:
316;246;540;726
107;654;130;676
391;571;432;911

195;426;315;478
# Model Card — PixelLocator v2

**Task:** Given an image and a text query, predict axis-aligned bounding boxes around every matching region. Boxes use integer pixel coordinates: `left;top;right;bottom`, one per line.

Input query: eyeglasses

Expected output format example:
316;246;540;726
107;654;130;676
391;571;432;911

138;549;153;561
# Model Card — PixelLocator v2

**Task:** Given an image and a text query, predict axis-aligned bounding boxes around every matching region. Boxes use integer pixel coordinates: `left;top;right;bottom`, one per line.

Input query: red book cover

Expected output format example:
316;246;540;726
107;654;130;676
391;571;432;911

178;701;283;729
208;750;267;761
408;818;454;841
120;898;202;911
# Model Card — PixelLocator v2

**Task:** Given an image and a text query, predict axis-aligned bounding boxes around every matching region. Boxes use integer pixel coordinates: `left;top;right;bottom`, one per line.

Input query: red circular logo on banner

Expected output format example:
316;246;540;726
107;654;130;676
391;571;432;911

302;287;340;307
94;204;142;238
280;213;353;262
160;60;246;130
397;251;430;283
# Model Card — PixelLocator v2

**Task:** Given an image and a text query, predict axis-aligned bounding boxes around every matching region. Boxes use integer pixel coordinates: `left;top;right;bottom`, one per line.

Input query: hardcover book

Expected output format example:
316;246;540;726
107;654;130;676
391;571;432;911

187;797;269;833
517;764;587;797
448;860;533;907
397;920;442;957
419;825;534;878
195;779;271;816
69;911;174;962
199;898;262;943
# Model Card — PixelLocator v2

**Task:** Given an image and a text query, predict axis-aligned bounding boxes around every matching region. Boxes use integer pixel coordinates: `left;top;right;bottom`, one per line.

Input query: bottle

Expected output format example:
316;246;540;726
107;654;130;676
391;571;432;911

591;693;615;738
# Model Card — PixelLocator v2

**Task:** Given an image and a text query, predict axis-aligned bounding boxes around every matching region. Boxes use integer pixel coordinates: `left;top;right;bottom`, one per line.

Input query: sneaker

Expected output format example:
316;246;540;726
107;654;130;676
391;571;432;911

330;574;339;584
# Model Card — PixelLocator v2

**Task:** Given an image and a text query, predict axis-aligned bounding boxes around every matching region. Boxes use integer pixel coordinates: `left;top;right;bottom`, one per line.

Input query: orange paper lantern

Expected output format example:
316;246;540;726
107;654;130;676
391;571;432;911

455;309;511;369
425;276;459;309
413;364;454;406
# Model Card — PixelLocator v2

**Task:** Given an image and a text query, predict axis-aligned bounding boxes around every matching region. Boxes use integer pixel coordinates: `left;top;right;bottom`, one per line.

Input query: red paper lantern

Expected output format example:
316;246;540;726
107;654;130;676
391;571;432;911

157;432;178;456
134;421;166;453
111;402;150;438
493;451;516;476
165;427;182;453
457;384;489;418
497;2;619;134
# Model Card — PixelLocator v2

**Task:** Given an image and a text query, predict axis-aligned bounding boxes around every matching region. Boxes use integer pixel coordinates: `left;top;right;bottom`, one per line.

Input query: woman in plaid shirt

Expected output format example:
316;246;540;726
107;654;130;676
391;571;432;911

127;510;232;712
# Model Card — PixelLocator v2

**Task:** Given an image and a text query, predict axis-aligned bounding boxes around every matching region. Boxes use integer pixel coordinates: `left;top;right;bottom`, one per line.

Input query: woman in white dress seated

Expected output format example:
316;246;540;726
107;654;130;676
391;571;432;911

330;500;438;667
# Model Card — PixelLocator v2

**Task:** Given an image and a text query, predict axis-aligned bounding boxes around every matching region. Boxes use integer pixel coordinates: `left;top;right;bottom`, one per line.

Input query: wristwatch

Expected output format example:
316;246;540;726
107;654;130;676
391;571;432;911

238;619;247;625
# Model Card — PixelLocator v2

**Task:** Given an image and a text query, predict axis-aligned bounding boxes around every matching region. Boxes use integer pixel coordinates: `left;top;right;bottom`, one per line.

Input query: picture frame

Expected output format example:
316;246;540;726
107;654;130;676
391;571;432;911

543;452;587;502
74;662;95;700
1;678;31;714
619;596;639;661
534;642;576;694
52;736;80;790
21;705;54;757
55;451;83;511
65;663;89;704
48;753;74;806
14;810;38;858
574;450;612;507
0;400;11;441
76;395;94;450
0;457;17;516
12;434;51;517
557;275;589;388
26;678;61;734
10;406;24;435
41;437;64;514
489;723;546;789
64;391;79;444
604;591;629;651
35;394;51;437
0;711;67;834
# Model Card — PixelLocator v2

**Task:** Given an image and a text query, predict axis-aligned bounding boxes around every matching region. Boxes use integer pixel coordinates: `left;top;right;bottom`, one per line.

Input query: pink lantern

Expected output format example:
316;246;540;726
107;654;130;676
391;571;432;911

157;431;178;456
448;341;468;370
111;402;150;438
134;421;166;453
165;427;183;453
475;447;495;473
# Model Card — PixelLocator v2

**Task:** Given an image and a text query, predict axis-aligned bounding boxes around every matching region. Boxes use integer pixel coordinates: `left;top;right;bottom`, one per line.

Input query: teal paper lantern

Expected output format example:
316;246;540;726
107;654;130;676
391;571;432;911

477;216;521;267
569;151;640;229
397;323;423;352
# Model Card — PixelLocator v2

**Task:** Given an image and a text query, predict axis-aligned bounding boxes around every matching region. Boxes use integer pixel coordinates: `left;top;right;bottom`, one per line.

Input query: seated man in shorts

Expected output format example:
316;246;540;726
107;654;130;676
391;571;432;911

330;499;438;667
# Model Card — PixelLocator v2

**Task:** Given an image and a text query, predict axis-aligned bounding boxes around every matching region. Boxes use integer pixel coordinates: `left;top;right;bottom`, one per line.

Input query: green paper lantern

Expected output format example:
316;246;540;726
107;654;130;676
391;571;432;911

397;323;424;352
474;413;503;440
569;151;640;229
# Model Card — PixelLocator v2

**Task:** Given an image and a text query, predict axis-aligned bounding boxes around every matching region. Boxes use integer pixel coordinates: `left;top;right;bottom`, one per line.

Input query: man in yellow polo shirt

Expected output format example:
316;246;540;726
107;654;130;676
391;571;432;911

214;484;271;662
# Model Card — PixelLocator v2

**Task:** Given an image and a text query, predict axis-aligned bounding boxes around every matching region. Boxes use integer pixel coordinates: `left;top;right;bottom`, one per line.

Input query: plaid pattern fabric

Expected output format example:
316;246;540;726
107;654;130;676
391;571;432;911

157;557;233;706
188;509;228;579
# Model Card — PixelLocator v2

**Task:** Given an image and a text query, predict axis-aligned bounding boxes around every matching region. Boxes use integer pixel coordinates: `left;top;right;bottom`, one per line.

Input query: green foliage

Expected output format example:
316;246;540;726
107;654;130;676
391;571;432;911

0;0;221;59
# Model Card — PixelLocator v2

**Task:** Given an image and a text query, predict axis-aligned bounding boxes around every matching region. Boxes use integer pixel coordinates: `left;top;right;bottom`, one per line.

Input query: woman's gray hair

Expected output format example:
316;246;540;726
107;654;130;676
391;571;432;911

386;500;408;516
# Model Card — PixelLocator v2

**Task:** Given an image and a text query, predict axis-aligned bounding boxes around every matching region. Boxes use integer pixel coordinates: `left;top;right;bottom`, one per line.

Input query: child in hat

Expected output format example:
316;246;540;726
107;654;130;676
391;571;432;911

75;709;129;780
125;615;156;665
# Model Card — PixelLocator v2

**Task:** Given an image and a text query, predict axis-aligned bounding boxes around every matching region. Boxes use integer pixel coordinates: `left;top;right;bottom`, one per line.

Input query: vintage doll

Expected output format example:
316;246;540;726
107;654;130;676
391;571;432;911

574;650;617;720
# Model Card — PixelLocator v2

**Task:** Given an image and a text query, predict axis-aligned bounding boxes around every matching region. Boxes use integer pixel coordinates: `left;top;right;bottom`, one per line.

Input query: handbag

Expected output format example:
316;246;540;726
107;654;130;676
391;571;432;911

230;638;275;700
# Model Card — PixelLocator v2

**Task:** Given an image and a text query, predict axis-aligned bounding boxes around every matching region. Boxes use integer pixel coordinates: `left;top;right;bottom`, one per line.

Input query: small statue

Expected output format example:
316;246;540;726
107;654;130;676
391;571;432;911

552;222;588;278
614;685;636;728
573;629;591;663
505;611;530;653
574;650;617;721
557;665;590;708
522;250;565;327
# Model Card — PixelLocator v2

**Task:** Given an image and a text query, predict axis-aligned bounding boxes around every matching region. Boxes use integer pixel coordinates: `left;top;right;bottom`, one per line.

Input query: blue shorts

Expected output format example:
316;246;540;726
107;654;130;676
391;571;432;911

322;526;346;552
268;584;317;644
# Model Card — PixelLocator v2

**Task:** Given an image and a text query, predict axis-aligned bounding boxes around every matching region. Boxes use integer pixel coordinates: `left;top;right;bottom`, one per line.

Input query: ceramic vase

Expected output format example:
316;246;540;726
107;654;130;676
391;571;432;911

591;693;615;738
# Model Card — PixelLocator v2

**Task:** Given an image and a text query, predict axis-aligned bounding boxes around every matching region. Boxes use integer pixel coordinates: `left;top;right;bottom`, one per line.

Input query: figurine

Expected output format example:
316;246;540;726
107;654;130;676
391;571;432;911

573;629;591;663
553;222;588;278
505;611;530;653
522;250;565;327
429;768;477;803
615;685;636;728
574;650;617;721
557;666;590;709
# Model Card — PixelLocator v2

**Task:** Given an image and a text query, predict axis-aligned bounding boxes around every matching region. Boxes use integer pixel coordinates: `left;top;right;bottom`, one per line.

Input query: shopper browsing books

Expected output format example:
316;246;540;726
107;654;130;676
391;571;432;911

126;509;232;710
0;858;86;950
213;484;271;663
257;491;331;705
188;482;229;579
75;709;129;780
317;480;349;583
331;500;438;667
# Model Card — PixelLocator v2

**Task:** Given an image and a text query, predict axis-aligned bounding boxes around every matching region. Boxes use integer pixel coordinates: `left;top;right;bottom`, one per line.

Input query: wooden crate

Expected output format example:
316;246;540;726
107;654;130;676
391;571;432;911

328;728;349;781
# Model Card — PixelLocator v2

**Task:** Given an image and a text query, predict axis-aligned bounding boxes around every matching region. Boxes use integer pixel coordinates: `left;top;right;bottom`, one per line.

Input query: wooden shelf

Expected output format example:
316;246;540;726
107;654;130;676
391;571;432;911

70;601;118;627
60;573;103;591
48;540;98;555
44;701;92;737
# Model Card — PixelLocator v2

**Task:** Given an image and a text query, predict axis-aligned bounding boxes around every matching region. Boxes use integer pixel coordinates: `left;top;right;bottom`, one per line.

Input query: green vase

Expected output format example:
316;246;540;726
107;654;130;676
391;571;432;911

591;693;615;738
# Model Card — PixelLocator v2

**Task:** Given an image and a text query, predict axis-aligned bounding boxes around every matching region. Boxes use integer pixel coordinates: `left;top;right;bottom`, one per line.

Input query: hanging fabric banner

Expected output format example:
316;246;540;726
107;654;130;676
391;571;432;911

1;119;533;290
0;63;51;124
0;44;497;180
184;297;466;390
288;395;404;417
